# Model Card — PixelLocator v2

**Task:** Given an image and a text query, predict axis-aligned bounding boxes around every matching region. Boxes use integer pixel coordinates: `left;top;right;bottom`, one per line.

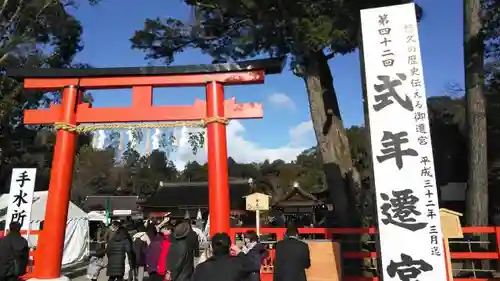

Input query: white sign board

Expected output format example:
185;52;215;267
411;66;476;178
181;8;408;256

360;4;446;281
245;192;270;211
112;210;132;216
5;168;36;231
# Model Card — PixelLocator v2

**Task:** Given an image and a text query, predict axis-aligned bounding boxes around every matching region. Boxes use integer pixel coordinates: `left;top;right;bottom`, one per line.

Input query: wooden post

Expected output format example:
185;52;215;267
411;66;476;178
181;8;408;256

245;193;270;238
440;208;464;281
443;238;452;281
256;210;261;236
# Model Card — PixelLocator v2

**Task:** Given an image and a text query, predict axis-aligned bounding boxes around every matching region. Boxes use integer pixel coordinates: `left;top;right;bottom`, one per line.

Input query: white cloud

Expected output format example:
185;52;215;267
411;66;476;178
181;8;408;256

170;120;315;170
267;92;296;110
289;121;314;145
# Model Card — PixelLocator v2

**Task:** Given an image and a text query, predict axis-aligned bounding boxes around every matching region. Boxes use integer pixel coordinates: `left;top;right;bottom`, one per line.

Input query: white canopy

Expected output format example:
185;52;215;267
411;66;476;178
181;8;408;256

0;191;89;266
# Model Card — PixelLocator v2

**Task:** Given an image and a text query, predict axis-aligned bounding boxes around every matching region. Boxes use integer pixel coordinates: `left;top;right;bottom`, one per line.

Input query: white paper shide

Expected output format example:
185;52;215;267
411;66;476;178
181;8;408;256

360;3;447;281
5;168;36;231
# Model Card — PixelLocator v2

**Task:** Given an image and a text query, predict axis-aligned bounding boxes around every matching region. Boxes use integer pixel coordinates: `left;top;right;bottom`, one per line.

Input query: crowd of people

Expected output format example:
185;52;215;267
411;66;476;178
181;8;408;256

0;220;311;281
87;220;311;281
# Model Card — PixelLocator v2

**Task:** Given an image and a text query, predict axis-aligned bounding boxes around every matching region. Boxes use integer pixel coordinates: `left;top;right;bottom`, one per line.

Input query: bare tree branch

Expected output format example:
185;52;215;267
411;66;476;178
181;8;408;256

445;81;466;97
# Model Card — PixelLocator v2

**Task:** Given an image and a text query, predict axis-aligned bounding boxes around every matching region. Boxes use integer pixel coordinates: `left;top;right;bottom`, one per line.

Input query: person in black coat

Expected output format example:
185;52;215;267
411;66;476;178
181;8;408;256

166;222;194;281
273;225;311;281
241;230;268;281
106;227;135;281
192;232;255;281
183;219;200;259
0;222;29;281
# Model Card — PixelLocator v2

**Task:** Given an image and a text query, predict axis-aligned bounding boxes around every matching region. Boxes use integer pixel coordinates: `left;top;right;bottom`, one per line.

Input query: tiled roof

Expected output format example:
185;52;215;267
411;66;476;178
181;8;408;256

141;179;251;210
83;195;139;212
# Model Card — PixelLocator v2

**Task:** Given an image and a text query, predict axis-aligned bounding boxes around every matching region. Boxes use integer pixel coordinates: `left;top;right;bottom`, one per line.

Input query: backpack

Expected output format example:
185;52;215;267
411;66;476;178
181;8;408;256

133;237;146;263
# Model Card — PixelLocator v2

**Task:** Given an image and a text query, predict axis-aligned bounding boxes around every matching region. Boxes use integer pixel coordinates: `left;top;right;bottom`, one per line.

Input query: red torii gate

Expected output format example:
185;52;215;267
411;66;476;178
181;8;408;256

7;58;284;280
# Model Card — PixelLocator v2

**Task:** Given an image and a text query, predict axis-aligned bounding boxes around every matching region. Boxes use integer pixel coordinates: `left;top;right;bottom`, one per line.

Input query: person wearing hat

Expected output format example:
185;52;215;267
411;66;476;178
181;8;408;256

103;221;121;243
166;222;195;281
192;232;255;281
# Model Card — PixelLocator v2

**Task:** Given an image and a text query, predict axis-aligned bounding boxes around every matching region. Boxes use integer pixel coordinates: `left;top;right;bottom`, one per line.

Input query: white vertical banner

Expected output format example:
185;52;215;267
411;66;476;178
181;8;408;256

360;3;447;281
5;168;37;231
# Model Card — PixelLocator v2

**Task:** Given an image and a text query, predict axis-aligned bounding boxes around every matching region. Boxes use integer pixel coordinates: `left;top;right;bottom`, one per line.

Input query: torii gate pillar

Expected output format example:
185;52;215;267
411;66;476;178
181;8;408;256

206;81;230;233
7;58;284;280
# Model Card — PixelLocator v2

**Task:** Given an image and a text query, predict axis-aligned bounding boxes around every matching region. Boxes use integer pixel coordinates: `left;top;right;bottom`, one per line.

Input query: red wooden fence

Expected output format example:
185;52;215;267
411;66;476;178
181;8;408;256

230;227;500;281
4;227;500;280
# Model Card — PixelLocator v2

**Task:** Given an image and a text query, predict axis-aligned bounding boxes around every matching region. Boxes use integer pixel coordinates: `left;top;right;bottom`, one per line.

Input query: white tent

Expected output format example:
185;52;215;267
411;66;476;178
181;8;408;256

0;191;89;266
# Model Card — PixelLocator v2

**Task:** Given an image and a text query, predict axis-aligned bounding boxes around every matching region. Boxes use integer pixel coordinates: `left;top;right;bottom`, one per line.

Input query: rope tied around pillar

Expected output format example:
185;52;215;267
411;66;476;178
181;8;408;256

202;116;229;126
53;116;229;133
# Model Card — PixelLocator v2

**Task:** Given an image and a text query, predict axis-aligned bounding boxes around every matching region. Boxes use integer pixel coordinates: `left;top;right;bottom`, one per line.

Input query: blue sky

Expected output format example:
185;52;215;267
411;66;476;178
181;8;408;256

71;0;464;167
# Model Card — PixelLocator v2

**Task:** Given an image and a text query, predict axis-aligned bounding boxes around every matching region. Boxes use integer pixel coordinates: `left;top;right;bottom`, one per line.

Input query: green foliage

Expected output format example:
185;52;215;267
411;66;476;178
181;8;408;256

483;0;500;77
63;94;465;207
0;0;88;193
182;161;208;181
294;147;324;192
188;131;205;154
72;145;116;205
345;126;369;174
343;97;468;187
482;0;500;187
131;0;421;67
483;0;500;168
0;0;209;201
72;145;180;200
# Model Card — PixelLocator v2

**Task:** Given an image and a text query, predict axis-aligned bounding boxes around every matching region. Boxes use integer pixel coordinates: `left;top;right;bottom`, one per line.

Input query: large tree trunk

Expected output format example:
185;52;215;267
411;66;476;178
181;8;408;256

300;50;360;228
464;0;488;227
